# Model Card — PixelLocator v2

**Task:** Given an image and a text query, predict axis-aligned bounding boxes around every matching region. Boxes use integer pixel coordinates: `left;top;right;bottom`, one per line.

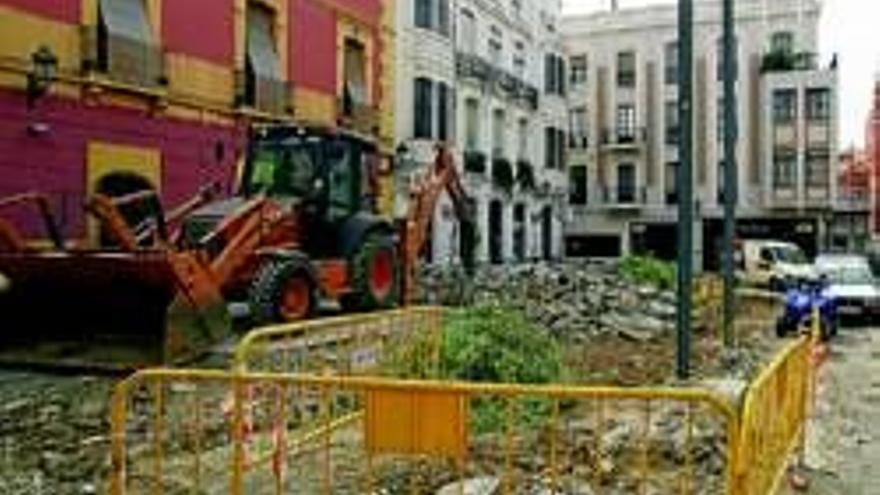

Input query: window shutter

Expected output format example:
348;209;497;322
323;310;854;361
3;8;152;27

557;57;566;95
414;78;433;138
545;54;553;93
437;82;448;141
545;127;554;169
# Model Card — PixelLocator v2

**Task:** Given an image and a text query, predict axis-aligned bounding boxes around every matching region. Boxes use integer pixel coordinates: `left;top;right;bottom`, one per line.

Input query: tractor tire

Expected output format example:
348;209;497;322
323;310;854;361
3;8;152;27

347;234;400;311
249;259;315;325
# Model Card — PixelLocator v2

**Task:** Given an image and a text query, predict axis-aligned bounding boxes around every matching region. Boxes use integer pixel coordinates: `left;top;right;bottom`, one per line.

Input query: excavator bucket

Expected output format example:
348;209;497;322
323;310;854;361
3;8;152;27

0;250;230;370
0;191;230;370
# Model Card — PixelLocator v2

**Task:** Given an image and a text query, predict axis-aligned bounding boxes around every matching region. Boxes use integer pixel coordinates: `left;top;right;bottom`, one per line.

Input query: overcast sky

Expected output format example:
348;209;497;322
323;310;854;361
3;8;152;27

561;0;880;148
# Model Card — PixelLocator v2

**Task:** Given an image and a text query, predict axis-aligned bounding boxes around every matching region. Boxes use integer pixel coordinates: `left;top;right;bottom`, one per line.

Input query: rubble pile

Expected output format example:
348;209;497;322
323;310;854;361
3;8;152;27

418;261;679;343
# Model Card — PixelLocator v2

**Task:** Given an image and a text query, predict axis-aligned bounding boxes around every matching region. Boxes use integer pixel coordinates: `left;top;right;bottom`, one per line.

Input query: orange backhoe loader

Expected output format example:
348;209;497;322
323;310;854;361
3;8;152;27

0;125;476;369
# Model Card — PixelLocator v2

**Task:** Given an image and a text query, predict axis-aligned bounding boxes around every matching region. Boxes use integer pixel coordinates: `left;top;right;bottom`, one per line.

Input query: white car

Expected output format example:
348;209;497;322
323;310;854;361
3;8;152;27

738;240;817;291
815;254;880;320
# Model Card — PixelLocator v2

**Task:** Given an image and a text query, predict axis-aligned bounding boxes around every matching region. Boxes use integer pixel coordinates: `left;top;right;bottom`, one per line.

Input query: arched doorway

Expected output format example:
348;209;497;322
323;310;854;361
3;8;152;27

489;200;504;265
95;172;158;247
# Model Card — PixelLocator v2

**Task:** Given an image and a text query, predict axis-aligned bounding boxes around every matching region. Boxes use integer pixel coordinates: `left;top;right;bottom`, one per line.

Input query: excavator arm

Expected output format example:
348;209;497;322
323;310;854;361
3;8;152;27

400;145;477;303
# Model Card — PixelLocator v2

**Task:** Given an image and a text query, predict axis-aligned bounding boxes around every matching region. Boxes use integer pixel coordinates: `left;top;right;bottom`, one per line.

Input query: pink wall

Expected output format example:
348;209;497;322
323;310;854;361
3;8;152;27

0;0;79;23
0;89;242;238
291;0;337;93
162;0;234;65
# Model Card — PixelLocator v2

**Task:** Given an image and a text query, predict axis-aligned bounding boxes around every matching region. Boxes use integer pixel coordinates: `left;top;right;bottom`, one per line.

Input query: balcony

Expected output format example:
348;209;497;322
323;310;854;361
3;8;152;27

491;156;514;194
515;159;536;192
515;83;539;110
337;98;378;135
235;70;293;115
456;52;492;82
456;52;538;110
596;185;647;209
568;134;589;150
835;192;871;213
80;25;166;89
463;150;487;175
761;50;818;73
600;127;647;151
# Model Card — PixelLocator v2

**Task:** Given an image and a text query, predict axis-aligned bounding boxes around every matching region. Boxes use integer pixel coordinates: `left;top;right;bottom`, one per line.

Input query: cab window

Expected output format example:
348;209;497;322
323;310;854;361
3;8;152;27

326;139;361;219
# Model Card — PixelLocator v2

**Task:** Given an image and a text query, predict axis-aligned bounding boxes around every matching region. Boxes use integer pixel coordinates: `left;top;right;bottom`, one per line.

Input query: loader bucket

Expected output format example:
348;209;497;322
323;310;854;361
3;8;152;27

0;250;230;370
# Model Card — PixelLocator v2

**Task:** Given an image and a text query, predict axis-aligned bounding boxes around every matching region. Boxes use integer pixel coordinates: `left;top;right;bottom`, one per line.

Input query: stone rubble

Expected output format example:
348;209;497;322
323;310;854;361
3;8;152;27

418;261;679;342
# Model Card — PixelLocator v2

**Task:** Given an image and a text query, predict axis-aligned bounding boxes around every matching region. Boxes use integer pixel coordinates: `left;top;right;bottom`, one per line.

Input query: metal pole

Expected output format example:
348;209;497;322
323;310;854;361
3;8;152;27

722;0;738;346
677;0;694;380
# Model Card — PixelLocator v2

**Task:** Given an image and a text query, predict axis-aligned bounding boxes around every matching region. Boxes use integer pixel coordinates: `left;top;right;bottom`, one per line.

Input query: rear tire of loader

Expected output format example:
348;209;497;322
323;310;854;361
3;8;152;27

249;259;315;324
347;234;400;312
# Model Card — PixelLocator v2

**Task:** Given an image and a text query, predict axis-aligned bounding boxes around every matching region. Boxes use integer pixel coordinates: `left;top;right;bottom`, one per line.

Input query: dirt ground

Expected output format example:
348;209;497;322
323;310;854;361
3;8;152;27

777;326;880;495
0;309;784;494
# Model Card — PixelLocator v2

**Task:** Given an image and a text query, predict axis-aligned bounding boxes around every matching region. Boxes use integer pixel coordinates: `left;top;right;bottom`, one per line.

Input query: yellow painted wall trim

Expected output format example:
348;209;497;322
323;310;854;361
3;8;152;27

86;142;162;242
294;86;336;126
336;17;375;105
166;53;235;106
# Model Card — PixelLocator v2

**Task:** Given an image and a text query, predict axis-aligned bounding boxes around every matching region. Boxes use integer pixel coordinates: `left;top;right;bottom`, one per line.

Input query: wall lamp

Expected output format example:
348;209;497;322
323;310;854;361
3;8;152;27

27;45;58;108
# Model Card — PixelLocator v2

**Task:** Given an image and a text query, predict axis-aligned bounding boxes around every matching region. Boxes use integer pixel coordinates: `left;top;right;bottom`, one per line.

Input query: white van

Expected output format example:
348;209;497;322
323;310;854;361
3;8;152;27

737;240;816;291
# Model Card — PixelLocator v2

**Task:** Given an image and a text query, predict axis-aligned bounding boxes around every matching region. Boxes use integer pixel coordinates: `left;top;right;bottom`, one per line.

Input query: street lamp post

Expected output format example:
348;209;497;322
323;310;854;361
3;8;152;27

676;0;694;379
721;0;739;347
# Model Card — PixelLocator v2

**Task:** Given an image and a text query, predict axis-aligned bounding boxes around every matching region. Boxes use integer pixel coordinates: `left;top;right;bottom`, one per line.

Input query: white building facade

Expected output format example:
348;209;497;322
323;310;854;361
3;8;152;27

394;0;568;265
561;0;838;267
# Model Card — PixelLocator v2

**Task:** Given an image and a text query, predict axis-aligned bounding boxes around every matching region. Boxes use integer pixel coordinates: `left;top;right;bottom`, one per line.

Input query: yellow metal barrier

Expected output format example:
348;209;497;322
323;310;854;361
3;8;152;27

109;369;739;495
233;306;443;375
108;304;820;494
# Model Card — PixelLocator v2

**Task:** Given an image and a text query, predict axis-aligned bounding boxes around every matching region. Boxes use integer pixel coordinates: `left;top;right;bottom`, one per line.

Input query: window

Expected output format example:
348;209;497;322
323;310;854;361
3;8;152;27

773;152;796;188
664;41;678;85
545;54;565;95
665;161;679;204
245;3;283;110
569;165;588;205
569;106;588;148
773;89;797;123
806;88;831;121
771;31;794;54
414;0;449;36
489;38;503;67
493;109;505;156
343;38;367;106
806;152;829;187
518;119;529;158
415;0;431;29
665;100;679;145
511;0;522;17
465;98;480;150
617;163;636;203
414;77;433;138
94;0;161;85
616;104;636;141
570;55;587;85
513;41;525;79
716;36;739;81
617;51;636;87
545;127;565;169
460;9;476;53
437;0;449;36
437;82;450;141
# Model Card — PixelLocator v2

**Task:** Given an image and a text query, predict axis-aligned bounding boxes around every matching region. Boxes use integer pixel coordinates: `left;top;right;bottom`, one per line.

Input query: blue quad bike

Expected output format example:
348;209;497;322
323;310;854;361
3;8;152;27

775;280;838;341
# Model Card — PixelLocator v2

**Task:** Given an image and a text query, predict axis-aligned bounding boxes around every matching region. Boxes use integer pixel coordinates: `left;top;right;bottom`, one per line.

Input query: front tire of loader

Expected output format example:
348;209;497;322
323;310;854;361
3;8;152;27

347;234;400;312
249;259;315;325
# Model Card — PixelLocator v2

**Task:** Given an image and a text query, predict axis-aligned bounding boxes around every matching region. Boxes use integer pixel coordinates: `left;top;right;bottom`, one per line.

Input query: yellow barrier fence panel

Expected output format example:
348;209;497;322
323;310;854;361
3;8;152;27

108;370;741;495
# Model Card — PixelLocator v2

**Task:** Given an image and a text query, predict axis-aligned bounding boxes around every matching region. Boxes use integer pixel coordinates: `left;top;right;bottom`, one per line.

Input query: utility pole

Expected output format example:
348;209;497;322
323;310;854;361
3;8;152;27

722;0;738;347
676;0;694;380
